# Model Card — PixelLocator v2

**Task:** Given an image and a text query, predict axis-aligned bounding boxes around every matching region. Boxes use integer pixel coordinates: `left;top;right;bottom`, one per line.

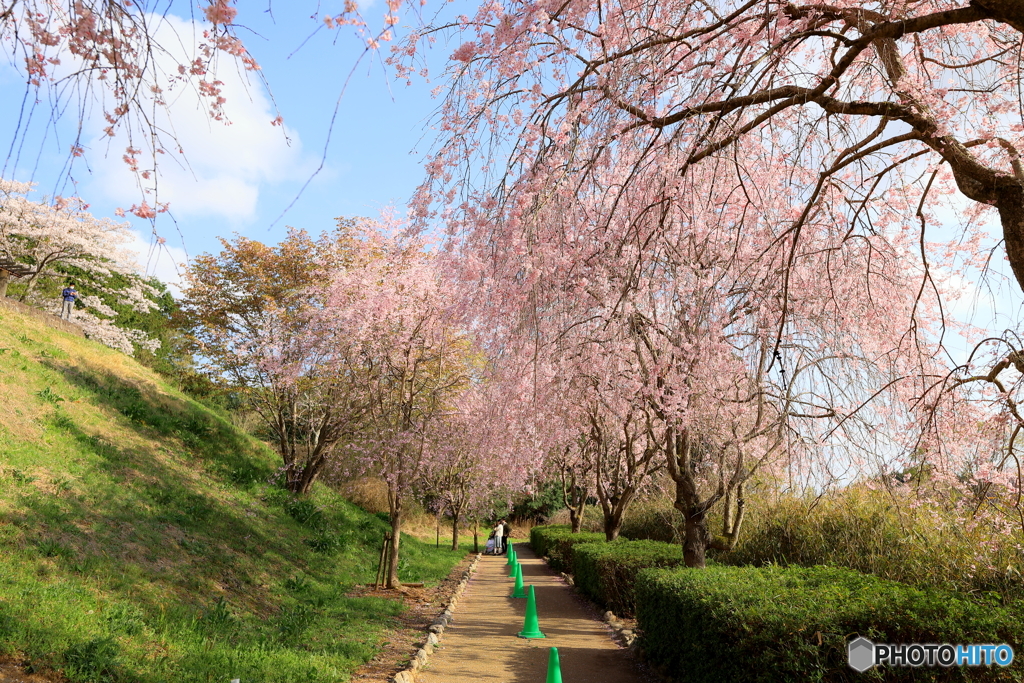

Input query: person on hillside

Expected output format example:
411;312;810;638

60;284;77;321
502;519;512;555
492;521;504;556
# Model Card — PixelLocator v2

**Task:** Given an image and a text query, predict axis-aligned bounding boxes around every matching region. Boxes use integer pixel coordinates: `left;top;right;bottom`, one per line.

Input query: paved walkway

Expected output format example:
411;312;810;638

417;543;648;683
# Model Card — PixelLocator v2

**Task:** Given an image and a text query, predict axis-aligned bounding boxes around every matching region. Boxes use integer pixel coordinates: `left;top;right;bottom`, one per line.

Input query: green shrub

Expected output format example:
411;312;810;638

546;504;604;533
636;565;1024;683
573;539;684;617
529;525;605;573
530;524;570;557
547;499;683;540
722;490;1024;602
619;498;683;543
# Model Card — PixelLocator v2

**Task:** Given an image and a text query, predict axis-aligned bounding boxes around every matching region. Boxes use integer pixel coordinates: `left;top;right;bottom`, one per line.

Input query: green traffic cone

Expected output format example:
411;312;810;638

511;562;527;598
517;585;546;639
546;647;563;683
509;556;518;577
506;544;515;566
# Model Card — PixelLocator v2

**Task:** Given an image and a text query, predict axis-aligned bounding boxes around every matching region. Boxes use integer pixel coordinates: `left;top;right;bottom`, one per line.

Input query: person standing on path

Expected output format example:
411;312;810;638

492;520;505;555
502;519;512;554
60;284;77;320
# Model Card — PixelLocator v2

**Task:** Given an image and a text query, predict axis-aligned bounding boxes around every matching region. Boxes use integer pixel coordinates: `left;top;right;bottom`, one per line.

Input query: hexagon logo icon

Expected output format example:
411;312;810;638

848;637;875;672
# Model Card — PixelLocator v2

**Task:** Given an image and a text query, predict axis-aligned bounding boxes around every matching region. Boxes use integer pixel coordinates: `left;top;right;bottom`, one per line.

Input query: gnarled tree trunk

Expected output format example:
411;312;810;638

569;507;584;533
603;510;624;541
558;444;592;533
680;507;710;568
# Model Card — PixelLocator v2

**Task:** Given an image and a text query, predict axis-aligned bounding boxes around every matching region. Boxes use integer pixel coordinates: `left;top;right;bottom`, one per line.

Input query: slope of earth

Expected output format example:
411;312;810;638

0;304;468;683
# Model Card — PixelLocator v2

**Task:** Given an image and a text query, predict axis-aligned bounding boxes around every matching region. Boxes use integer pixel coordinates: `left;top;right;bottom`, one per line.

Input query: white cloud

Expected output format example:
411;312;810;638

126;229;189;297
82;14;312;222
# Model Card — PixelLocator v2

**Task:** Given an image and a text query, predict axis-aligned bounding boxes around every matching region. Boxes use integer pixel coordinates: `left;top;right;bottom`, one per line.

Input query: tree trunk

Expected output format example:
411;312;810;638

0;270;10;298
472;518;479;553
569;508;583;533
278;423;301;493
18;269;42;301
665;428;713;568
973;0;1024;33
596;486;633;541
451;510;460;551
559;450;592;535
285;463;316;495
294;461;323;495
603;513;622;541
681;508;710;568
996;185;1024;292
387;503;403;589
285;464;304;494
720;482;747;550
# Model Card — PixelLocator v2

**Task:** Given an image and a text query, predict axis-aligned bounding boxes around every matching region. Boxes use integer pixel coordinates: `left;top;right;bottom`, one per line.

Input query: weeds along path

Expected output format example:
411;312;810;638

418;543;649;683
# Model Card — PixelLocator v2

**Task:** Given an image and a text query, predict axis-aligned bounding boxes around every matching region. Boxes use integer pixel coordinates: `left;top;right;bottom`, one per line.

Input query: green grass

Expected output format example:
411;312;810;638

0;305;469;682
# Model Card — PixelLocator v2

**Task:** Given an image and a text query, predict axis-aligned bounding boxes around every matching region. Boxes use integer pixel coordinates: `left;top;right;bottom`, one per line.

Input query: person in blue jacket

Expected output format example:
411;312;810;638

60;283;77;320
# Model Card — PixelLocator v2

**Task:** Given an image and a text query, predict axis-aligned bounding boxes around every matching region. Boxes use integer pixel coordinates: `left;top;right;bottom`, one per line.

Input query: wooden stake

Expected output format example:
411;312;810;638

374;532;392;589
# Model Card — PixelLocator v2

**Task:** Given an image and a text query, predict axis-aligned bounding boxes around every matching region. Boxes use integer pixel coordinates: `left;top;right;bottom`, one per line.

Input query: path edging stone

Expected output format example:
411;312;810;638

392;552;482;683
603;610;638;647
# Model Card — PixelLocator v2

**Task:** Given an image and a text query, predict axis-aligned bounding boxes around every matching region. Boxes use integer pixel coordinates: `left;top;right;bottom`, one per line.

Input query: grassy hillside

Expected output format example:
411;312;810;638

0;304;468;682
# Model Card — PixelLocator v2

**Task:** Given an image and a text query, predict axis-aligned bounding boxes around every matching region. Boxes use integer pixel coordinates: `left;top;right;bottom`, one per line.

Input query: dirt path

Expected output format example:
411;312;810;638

417;543;650;683
0;662;59;683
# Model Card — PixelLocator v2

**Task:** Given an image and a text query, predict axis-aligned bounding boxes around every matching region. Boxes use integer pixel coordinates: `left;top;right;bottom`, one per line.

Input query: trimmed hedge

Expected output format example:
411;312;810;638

573;539;684;617
529;525;605;573
636;565;1024;683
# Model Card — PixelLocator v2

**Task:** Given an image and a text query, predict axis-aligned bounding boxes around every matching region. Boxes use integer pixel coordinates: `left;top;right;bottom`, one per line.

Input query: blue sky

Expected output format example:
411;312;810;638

0;1;467;289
